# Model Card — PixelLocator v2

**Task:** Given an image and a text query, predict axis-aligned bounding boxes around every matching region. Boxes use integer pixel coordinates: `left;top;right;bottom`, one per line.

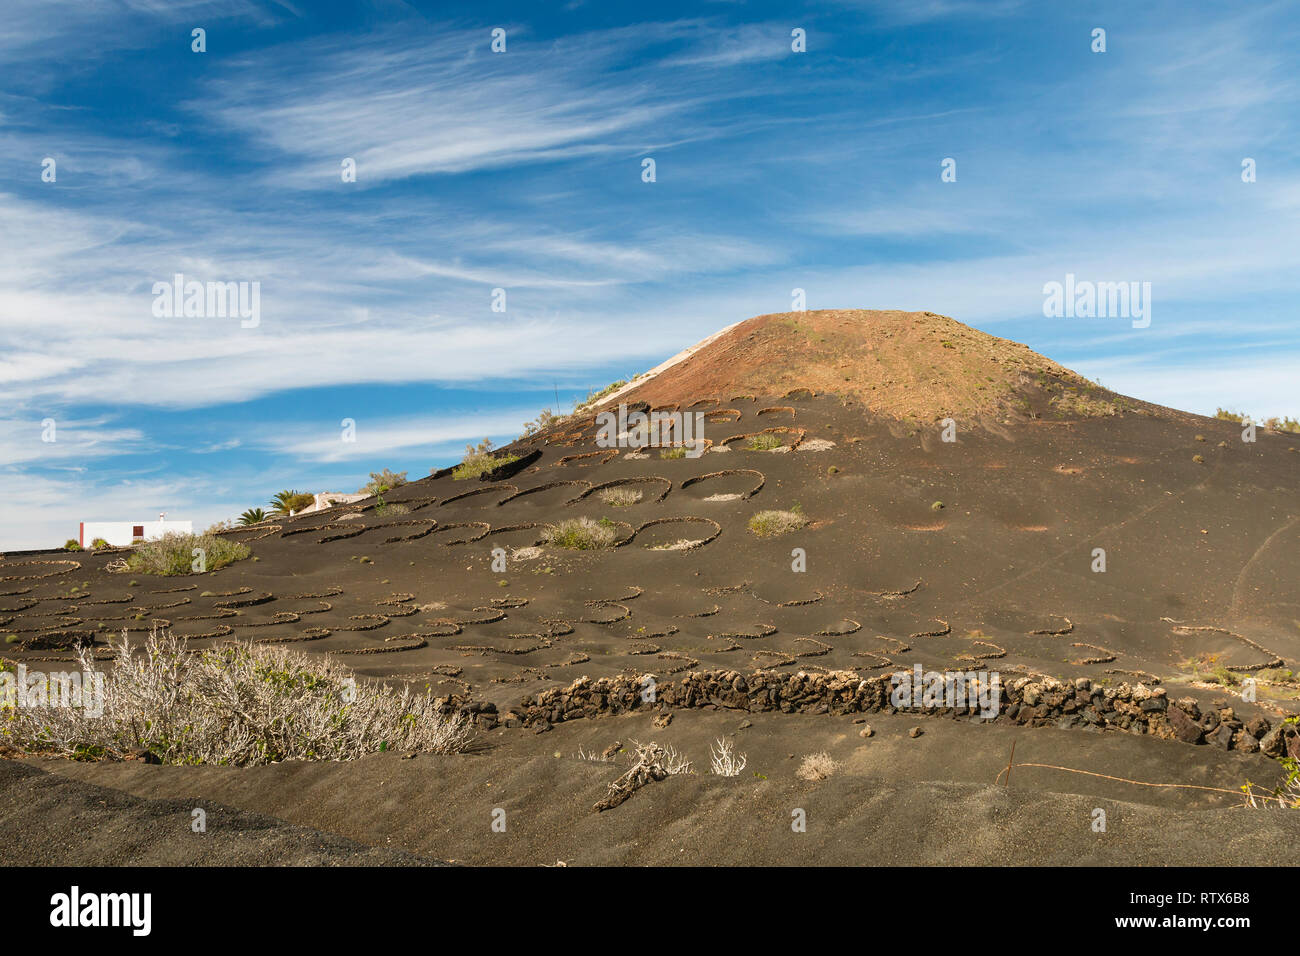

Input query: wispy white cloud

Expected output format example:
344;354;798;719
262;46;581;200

256;408;542;463
847;0;1027;27
0;0;286;63
0;416;144;466
660;23;795;67
190;25;705;187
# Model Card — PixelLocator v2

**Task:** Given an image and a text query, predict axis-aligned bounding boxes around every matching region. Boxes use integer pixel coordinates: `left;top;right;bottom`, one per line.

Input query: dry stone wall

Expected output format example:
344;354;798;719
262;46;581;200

496;669;1299;759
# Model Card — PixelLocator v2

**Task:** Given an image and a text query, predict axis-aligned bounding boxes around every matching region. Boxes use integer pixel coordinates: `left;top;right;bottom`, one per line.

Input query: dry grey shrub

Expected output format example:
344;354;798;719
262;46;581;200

597;487;642;507
2;625;475;765
660;742;693;775
710;737;748;776
593;740;692;812
796;751;839;781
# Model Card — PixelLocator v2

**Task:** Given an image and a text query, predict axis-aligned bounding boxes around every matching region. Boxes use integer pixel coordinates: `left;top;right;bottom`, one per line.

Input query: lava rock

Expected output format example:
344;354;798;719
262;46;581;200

1166;706;1204;745
1245;717;1270;739
1260;725;1289;758
1210;723;1235;749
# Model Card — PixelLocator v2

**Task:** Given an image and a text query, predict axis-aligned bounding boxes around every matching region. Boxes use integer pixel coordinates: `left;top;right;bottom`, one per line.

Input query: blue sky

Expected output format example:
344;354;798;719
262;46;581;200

2;0;1297;549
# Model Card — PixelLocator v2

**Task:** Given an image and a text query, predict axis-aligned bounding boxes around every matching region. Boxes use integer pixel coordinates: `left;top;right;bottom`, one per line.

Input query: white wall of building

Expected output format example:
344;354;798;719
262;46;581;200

80;519;193;547
299;492;369;515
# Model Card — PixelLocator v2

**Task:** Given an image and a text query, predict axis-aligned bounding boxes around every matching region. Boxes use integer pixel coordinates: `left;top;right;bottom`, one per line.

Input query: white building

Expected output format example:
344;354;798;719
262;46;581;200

79;513;192;548
297;492;369;515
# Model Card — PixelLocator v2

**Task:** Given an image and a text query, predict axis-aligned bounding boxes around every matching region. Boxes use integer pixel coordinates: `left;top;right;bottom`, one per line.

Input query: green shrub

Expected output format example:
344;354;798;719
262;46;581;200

659;447;687;459
543;517;620;550
372;496;409;516
90;538;110;549
63;539;82;552
1214;409;1300;434
123;532;251;576
747;433;785;451
520;408;563;439
452;438;519;480
361;468;408;496
748;507;808;538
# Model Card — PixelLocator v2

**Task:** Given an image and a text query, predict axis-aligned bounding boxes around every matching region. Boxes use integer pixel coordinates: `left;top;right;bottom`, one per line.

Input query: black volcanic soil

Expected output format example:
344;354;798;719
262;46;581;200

3;309;1298;865
0;760;439;865
28;709;1300;865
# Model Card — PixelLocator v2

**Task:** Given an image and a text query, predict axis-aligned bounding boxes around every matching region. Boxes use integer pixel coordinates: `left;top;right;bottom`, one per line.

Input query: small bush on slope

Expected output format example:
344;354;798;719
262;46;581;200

747;505;807;538
452;438;519;480
1215;408;1300;434
361;468;408;496
598;487;642;507
0;626;476;765
710;738;748;776
372;495;409;516
543;517;619;550
123;532;250;576
796;751;840;782
747;433;785;451
520;408;562;439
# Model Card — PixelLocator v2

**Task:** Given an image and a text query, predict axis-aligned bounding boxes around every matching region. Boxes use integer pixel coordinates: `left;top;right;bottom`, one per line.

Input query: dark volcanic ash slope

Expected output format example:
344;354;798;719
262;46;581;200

2;308;1298;862
0;760;442;865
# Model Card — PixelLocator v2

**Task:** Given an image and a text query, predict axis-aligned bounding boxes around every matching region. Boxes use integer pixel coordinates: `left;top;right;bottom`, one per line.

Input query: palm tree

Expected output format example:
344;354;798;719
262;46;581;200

238;507;267;526
269;490;314;516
